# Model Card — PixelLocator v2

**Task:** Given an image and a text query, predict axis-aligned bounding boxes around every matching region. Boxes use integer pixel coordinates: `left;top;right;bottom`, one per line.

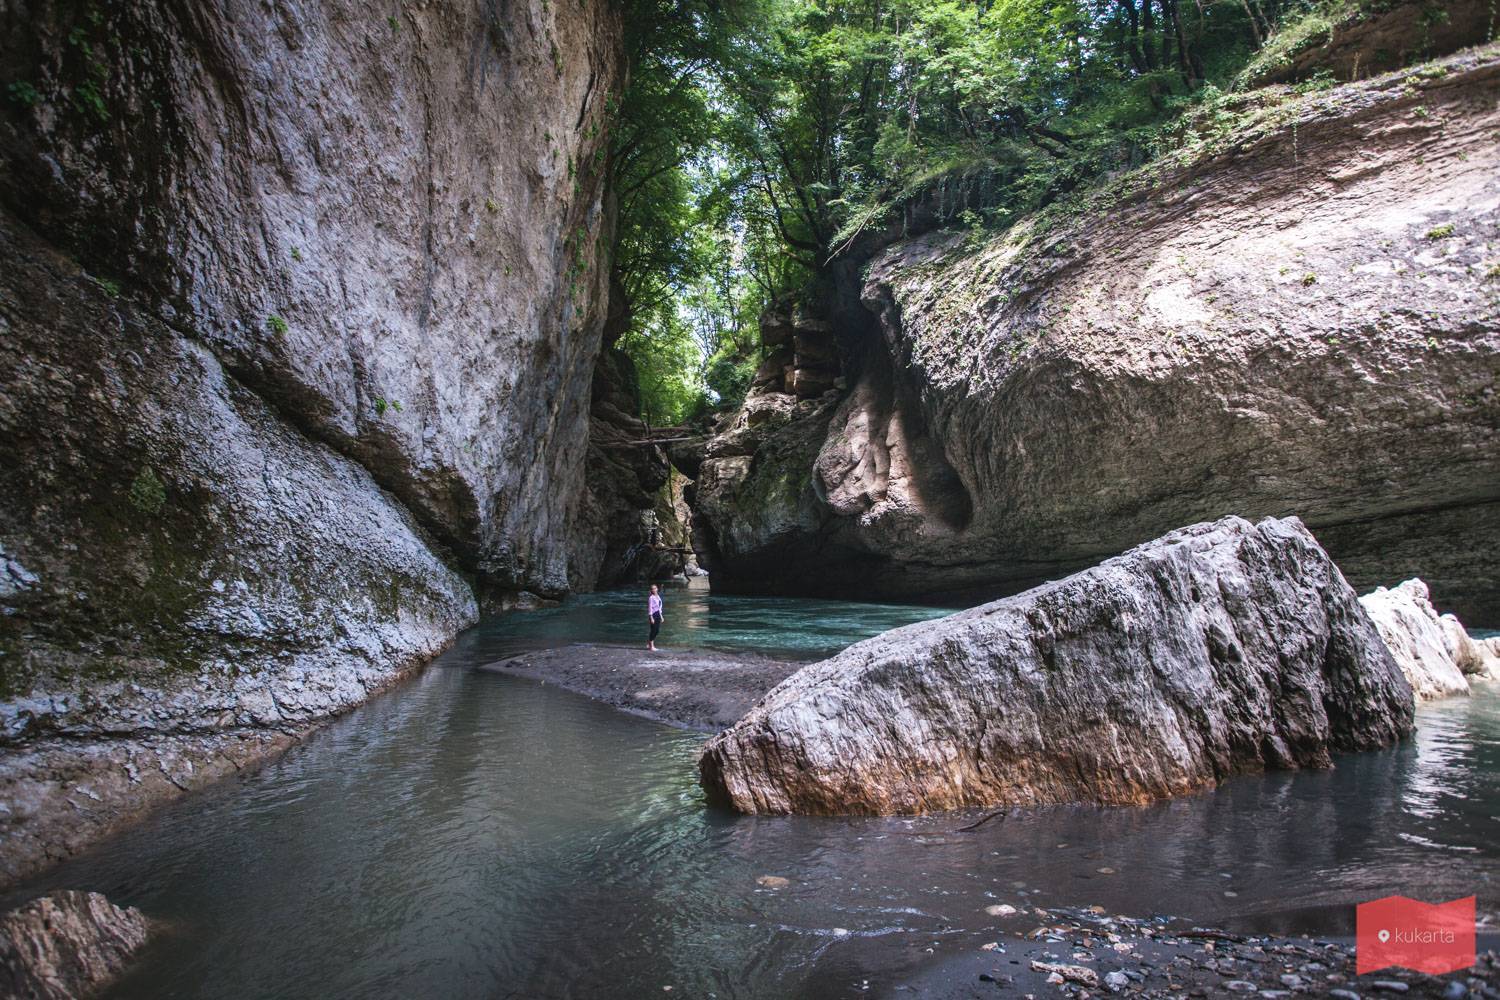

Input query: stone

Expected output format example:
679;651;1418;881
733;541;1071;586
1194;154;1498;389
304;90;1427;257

687;49;1500;622
0;0;624;883
699;517;1412;814
1360;580;1471;701
1031;961;1100;988
789;367;838;400
1104;970;1129;991
0;891;151;1000
756;875;791;889
1372;983;1410;993
986;904;1019;916
1441;615;1500;679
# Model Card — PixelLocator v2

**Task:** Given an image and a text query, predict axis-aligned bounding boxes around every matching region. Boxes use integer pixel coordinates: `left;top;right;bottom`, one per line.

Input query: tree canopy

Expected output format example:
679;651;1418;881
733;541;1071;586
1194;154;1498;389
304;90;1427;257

608;0;1369;423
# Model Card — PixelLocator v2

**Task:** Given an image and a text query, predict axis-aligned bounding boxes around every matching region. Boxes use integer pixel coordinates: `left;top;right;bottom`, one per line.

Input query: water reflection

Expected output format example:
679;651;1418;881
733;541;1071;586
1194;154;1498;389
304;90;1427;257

2;601;1495;1000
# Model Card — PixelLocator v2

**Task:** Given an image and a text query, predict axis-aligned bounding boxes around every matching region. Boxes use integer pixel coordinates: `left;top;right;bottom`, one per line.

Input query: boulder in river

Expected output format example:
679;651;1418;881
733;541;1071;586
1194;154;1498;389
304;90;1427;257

1359;579;1473;701
0;890;151;999
699;516;1413;815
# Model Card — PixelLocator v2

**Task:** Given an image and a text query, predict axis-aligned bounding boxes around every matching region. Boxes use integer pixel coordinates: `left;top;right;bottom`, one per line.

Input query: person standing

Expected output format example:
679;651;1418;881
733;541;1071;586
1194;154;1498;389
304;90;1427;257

647;584;664;651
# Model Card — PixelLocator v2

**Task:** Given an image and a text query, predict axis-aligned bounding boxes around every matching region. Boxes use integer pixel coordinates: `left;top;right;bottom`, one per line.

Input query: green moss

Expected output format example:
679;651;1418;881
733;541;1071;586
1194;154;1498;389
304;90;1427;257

128;466;167;515
267;314;289;336
1301;272;1317;286
1425;223;1455;240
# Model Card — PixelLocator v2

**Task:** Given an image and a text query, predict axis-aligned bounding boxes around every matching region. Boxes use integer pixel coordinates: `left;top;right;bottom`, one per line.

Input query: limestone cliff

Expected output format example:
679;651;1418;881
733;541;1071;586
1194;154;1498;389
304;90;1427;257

0;0;623;883
693;46;1500;621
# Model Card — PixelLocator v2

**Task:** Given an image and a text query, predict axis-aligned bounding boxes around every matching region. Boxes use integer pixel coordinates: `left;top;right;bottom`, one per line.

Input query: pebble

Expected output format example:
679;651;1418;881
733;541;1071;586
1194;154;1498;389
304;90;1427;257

1329;990;1360;1000
1096;867;1116;875
1444;983;1468;1000
1372;983;1409;994
1224;981;1256;992
986;904;1018;916
755;875;790;889
1104;970;1129;992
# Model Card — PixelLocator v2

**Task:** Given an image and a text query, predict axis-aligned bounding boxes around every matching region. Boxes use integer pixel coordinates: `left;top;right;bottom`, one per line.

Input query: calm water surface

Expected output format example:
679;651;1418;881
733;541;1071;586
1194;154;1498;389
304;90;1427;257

10;587;1499;999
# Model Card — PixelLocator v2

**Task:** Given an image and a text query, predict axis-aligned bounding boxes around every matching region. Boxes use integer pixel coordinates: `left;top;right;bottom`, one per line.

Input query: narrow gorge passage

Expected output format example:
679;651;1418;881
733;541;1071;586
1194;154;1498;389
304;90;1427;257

2;601;1497;999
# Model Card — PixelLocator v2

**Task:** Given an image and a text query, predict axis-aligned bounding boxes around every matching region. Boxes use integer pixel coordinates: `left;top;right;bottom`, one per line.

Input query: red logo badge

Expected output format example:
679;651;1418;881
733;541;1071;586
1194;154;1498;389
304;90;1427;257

1356;895;1476;975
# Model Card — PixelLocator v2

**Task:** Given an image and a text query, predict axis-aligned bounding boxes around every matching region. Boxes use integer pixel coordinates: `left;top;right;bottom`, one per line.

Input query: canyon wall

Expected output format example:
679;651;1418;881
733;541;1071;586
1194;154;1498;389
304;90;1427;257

693;46;1500;622
0;0;623;882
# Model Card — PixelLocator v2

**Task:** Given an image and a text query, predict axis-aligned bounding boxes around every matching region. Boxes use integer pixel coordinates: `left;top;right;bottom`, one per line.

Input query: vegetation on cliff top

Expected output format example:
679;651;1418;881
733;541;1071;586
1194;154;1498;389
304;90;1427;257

609;0;1480;422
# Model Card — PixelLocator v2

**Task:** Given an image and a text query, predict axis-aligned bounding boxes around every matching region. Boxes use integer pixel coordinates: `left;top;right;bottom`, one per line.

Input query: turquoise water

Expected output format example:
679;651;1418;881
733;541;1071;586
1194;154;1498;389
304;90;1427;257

490;579;956;660
5;593;1498;999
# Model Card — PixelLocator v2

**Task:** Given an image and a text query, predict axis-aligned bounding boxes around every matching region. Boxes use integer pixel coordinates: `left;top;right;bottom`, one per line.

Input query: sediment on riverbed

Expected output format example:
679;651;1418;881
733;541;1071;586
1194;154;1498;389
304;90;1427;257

481;644;802;732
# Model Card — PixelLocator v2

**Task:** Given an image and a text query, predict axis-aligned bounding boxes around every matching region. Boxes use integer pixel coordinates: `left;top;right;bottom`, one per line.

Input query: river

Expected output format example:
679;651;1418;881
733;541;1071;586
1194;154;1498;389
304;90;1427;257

8;584;1498;998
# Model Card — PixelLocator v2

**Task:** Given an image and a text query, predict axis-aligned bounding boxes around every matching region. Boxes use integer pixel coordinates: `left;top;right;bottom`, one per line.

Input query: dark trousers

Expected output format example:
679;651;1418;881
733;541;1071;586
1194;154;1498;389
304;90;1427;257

649;613;662;642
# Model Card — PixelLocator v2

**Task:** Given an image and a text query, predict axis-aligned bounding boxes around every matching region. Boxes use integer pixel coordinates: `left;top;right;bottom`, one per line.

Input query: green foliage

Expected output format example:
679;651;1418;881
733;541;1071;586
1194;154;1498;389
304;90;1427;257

92;275;121;298
6;81;39;107
266;314;289;336
291;246;304;262
128;467;166;516
610;0;1366;426
373;397;404;417
1426;223;1454;240
72;81;108;122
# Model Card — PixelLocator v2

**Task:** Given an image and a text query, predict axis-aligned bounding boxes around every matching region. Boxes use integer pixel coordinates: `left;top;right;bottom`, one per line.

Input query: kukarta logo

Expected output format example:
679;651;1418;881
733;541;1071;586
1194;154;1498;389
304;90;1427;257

1356;896;1476;975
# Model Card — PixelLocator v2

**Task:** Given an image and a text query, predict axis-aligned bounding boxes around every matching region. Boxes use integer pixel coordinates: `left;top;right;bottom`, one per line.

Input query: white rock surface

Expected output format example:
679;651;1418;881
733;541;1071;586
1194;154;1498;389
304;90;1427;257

1359;580;1471;701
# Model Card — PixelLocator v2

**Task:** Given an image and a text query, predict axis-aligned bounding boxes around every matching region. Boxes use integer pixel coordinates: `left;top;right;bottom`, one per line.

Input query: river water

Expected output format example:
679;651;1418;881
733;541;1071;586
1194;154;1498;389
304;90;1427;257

10;586;1499;999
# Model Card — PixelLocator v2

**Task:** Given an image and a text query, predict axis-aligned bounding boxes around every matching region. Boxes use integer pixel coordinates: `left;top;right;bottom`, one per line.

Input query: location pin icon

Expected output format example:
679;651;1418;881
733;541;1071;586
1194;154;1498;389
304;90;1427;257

1378;929;1391;943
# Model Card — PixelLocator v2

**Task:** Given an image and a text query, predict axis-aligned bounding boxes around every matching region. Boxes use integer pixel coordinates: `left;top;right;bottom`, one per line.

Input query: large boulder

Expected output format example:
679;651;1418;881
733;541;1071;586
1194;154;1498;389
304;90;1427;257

1359;579;1472;700
690;48;1500;621
0;891;151;1000
699;517;1413;815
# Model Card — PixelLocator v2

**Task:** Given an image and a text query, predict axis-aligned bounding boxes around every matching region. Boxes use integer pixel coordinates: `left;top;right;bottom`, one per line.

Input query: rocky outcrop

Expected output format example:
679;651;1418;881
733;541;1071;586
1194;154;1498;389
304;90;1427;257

0;0;623;883
1241;0;1498;87
0;891;151;1000
1447;622;1500;679
1359;579;1475;700
691;47;1500;622
699;517;1414;815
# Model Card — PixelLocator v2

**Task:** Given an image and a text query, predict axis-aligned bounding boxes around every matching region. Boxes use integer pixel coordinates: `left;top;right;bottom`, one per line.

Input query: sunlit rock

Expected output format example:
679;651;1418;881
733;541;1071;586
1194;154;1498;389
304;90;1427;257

700;517;1413;815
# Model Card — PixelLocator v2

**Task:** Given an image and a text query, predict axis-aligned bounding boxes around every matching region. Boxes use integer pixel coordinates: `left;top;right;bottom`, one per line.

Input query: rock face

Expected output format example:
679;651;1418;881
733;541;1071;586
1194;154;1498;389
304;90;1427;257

699;517;1414;815
0;890;151;1000
691;48;1500;622
569;349;695;588
0;0;623;882
1359;580;1474;700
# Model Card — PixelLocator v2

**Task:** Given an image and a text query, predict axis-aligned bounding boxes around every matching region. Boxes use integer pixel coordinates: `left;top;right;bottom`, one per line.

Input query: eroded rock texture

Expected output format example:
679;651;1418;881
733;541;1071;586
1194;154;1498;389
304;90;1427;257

699;517;1414;815
1359;579;1473;700
0;890;151;1000
0;0;622;882
693;48;1500;621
